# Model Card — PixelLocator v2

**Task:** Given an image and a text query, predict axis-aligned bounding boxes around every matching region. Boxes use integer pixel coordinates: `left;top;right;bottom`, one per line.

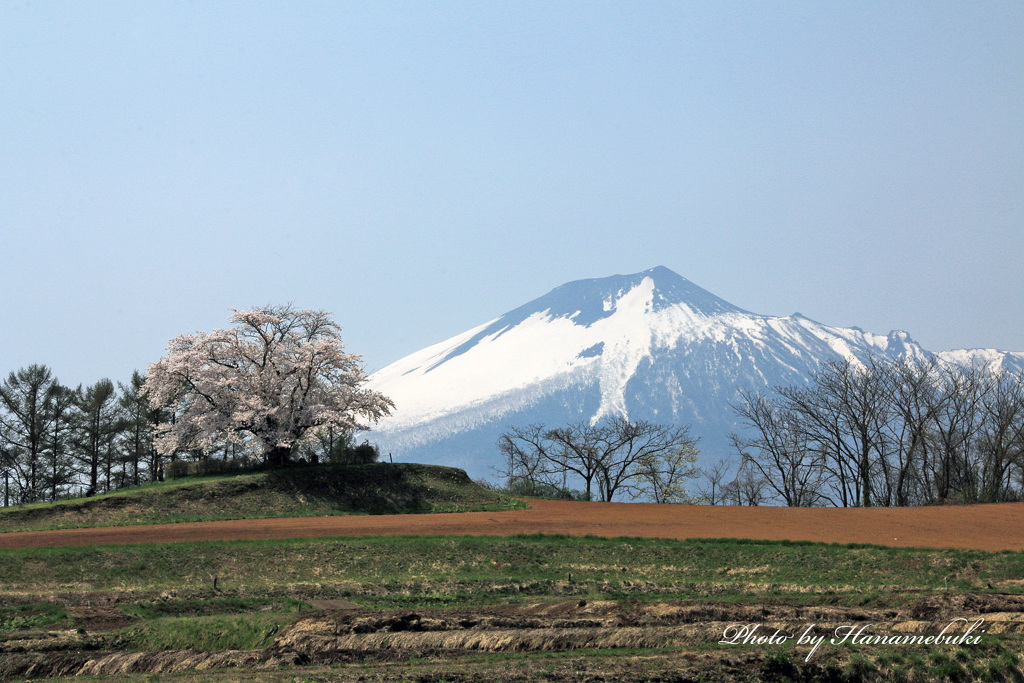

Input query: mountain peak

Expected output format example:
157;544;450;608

531;266;744;325
639;266;747;316
366;267;1024;480
417;267;742;373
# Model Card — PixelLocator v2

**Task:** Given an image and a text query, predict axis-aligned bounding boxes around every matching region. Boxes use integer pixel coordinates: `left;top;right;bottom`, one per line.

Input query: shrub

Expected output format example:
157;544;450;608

503;479;590;500
166;458;255;479
348;441;380;464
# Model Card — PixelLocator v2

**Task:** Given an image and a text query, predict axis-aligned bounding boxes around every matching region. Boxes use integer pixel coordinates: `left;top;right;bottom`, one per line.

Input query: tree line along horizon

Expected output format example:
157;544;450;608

1;305;1021;508
505;356;1024;507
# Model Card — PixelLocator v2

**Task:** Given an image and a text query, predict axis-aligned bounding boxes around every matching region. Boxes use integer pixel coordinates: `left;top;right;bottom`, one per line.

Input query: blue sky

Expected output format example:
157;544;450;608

2;1;1022;388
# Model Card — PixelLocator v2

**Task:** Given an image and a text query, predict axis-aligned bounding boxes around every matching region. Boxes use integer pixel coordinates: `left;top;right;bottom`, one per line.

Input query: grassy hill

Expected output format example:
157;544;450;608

0;463;524;533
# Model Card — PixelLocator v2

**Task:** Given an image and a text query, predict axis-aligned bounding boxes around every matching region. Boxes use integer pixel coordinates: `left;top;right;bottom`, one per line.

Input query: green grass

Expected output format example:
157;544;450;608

0;463;525;532
106;613;286;651
3;470;250;510
2;534;1023;599
0;600;69;631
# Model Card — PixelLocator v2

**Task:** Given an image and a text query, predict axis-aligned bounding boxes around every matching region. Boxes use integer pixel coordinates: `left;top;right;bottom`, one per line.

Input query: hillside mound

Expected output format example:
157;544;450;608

0;463;522;533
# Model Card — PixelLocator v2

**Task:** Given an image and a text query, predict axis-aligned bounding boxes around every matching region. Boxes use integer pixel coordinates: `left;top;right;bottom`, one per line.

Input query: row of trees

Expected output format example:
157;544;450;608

0;365;160;504
0;363;383;507
498;356;1024;507
0;306;394;507
732;356;1024;507
498;416;700;502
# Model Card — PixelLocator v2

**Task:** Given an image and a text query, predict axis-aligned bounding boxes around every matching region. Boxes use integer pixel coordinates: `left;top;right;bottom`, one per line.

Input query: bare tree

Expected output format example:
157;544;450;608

723;461;768;506
731;352;1024;507
498;423;575;496
774;359;890;507
976;370;1024;502
878;356;945;506
594;417;698;502
498;417;701;502
928;364;988;502
628;425;700;503
543;422;608;499
695;457;733;505
731;390;824;506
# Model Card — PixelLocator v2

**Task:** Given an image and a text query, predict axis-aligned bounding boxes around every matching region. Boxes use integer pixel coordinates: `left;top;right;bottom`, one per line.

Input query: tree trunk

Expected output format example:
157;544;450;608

267;446;292;467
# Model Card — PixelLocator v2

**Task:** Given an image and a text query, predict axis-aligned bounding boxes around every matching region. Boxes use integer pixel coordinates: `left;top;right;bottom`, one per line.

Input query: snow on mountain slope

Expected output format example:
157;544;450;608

364;267;1024;479
936;348;1024;373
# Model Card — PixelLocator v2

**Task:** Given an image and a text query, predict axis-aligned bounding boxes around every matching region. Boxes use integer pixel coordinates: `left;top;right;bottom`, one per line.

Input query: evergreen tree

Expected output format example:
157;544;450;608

41;382;77;501
118;371;159;485
0;365;57;503
73;379;120;494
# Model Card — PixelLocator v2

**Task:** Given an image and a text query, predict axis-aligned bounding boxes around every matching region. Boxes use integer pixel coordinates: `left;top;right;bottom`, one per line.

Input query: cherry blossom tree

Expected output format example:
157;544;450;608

143;305;393;466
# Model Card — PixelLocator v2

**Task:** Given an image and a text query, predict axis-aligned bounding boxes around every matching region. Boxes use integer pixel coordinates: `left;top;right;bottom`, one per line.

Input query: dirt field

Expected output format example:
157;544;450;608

2;498;1022;551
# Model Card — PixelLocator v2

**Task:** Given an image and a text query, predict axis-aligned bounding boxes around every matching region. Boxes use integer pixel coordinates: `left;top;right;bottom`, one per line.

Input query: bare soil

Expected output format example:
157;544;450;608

2;498;1023;551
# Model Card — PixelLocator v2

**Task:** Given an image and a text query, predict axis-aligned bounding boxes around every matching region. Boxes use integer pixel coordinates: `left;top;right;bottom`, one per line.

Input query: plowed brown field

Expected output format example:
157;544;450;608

2;499;1022;551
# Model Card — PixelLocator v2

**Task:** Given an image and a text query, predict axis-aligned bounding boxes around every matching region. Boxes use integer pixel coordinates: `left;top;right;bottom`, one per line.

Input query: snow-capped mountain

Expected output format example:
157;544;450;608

365;267;1024;480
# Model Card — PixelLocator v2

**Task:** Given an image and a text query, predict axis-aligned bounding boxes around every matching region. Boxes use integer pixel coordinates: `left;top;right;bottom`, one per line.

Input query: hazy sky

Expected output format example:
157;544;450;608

2;2;1022;388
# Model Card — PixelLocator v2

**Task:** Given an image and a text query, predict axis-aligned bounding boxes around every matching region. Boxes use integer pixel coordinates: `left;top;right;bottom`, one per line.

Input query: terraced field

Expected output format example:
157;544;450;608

2;476;1023;681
